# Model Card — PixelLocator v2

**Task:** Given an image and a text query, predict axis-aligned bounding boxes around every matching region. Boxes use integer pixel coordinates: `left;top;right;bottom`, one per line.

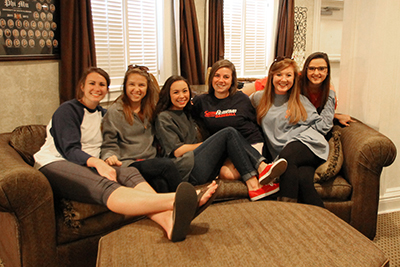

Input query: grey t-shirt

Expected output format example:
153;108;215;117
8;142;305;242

155;110;197;181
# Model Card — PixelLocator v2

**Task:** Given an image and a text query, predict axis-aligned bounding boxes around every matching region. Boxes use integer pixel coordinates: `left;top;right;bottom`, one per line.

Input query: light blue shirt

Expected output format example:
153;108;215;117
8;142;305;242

251;90;336;160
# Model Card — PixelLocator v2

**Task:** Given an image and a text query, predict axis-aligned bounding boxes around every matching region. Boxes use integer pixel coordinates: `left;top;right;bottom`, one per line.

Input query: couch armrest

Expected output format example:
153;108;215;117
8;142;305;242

338;119;396;239
0;133;58;267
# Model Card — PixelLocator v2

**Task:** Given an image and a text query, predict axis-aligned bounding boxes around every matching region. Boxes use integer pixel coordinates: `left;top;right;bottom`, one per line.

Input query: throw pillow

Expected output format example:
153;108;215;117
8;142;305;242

9;125;46;166
314;130;343;183
60;199;109;228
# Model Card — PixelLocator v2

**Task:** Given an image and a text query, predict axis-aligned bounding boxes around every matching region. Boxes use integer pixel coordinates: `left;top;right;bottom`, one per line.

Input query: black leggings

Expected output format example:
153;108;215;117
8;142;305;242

278;141;324;207
129;158;182;193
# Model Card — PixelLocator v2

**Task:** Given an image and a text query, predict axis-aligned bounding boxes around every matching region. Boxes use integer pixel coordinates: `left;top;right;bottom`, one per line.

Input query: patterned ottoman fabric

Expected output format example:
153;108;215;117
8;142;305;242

97;201;389;267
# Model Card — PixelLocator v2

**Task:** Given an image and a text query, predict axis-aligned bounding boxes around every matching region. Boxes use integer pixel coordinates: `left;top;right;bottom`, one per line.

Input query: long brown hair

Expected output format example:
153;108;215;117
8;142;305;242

256;58;307;125
120;65;160;125
208;59;238;96
300;52;331;113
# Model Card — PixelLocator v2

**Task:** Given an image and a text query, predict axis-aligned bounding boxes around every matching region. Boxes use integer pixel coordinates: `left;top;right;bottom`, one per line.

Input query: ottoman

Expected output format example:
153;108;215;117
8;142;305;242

96;201;389;267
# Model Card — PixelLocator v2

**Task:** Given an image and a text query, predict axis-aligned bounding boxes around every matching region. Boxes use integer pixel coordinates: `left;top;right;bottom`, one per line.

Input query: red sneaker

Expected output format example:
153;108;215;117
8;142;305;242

259;158;287;185
249;183;280;201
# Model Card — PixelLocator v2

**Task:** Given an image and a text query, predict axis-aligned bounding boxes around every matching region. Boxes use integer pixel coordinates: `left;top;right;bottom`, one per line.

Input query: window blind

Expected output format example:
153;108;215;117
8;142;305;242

224;0;272;77
91;0;158;91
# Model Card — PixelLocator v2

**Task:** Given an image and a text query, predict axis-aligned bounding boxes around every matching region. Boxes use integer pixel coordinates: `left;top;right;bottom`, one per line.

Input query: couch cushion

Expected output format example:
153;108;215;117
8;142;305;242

59;199;110;229
314;128;344;183
205;176;351;202
55;199;144;244
9;125;46;166
315;175;352;200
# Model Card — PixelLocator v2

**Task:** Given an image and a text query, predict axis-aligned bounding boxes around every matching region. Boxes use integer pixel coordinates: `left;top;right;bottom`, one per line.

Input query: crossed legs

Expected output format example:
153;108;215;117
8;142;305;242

40;161;218;241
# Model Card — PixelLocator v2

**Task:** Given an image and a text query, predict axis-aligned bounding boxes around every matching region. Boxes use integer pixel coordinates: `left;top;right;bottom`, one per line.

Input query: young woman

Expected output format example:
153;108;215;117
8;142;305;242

299;52;354;126
192;59;264;150
192;59;278;181
154;75;287;201
33;67;218;242
250;58;336;207
101;65;189;193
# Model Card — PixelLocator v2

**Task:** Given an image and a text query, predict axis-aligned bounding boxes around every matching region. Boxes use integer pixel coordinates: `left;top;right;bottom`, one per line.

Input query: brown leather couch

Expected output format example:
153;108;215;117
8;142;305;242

0;119;396;267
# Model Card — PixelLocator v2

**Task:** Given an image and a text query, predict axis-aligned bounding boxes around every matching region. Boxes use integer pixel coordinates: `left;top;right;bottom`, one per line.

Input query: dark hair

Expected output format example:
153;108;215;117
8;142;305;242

154;75;192;120
208;59;238;96
300;52;331;113
75;67;110;100
120;65;159;124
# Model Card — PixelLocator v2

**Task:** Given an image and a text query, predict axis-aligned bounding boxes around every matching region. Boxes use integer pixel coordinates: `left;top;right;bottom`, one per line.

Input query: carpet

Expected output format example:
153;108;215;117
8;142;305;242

374;211;400;267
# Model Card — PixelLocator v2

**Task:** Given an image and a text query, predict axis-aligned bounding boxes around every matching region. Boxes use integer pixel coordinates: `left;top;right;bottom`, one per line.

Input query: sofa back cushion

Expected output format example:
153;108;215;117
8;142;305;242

9;125;46;166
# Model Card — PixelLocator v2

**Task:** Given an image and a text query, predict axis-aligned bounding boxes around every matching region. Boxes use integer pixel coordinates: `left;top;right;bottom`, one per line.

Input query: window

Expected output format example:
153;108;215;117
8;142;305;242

223;0;275;77
91;0;159;96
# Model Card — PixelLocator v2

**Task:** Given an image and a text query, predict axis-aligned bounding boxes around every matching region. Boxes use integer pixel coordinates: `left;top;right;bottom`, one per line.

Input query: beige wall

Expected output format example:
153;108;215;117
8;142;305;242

0;1;207;134
338;0;400;213
0;60;59;132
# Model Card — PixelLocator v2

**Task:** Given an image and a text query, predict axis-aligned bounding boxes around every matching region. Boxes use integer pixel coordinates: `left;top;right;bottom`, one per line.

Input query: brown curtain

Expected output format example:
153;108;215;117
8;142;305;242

275;0;295;58
180;0;204;85
59;0;96;104
208;0;224;67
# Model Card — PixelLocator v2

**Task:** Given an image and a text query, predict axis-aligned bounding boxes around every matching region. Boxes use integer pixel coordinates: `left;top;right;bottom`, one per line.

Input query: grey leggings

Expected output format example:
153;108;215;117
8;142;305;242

40;160;146;206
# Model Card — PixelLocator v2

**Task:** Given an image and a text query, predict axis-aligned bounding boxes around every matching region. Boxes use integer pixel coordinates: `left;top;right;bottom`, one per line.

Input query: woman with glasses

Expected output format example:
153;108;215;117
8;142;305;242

33;67;218;242
244;53;353;127
299;52;354;126
100;65;190;193
250;58;336;207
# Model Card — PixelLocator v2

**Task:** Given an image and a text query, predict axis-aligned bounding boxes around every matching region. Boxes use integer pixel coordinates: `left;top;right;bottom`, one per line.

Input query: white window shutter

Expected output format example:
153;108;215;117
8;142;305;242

243;0;268;76
126;0;158;74
224;0;272;77
91;0;158;92
223;0;243;75
92;0;126;89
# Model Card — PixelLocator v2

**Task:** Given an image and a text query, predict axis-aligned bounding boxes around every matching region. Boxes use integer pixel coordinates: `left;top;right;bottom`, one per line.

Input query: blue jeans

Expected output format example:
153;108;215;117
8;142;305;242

189;127;266;185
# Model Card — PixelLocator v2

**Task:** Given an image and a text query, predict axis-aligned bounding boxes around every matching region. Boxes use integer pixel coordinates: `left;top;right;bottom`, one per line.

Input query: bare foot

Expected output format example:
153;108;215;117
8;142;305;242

197;180;218;207
164;210;174;240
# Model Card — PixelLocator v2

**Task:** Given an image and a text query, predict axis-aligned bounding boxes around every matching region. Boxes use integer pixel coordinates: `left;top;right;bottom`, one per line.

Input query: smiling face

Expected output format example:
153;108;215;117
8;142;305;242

306;58;328;87
212;67;232;99
170;80;190;110
273;66;295;95
126;73;148;106
80;72;108;109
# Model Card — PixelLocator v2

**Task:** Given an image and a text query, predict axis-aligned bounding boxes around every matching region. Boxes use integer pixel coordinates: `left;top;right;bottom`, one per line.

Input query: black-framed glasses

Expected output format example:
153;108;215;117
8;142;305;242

128;64;149;72
307;66;328;72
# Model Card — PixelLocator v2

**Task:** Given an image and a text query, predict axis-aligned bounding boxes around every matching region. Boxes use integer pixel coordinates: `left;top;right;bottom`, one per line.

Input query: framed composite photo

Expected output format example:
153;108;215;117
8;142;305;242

0;0;60;61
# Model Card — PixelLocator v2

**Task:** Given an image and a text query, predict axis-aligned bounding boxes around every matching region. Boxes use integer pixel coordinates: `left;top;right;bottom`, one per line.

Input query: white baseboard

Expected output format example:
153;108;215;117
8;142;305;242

378;195;400;214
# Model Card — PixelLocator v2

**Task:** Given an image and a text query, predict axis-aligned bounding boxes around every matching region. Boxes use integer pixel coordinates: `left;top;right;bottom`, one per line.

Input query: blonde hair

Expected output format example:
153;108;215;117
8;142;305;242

120;66;160;125
256;58;307;125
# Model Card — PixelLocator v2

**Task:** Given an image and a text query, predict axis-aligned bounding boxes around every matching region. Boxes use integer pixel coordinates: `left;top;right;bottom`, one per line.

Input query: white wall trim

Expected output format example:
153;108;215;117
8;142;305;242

312;0;321;51
379;195;400;214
